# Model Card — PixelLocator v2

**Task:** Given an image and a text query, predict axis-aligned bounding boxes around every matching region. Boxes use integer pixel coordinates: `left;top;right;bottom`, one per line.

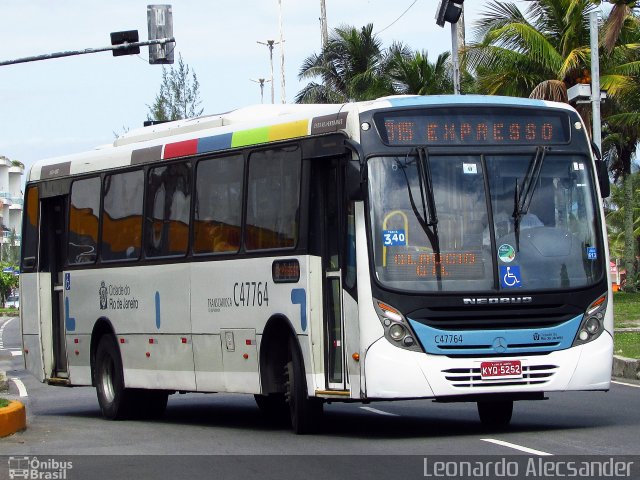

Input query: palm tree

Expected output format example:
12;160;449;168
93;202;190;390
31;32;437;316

464;0;597;101
598;0;640;52
295;24;389;103
600;8;640;290
385;45;454;95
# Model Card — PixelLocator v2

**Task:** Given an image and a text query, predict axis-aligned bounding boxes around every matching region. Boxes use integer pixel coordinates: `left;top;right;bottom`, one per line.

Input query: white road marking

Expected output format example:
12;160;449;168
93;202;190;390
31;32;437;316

612;380;640;388
0;317;16;349
359;406;399;417
481;438;553;456
10;377;28;397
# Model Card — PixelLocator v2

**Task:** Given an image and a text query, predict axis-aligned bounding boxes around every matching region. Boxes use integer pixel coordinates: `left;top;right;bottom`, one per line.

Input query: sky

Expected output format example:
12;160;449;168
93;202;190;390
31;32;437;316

2;0;611;180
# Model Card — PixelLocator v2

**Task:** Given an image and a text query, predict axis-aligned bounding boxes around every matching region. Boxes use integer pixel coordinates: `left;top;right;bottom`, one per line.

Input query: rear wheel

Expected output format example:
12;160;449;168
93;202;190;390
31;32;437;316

284;341;323;434
95;334;136;420
477;400;513;428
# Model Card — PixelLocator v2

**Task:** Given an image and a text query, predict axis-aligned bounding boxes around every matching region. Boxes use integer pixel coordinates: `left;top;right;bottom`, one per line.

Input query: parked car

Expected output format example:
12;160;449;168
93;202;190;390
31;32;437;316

5;294;19;309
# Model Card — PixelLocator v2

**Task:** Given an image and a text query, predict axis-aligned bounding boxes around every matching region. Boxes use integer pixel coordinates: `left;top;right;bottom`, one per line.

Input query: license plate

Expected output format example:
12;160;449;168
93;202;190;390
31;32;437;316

480;360;522;379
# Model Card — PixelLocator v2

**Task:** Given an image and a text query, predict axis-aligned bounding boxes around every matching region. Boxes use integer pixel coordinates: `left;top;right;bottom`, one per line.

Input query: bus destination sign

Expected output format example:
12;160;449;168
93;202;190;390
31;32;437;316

376;108;570;146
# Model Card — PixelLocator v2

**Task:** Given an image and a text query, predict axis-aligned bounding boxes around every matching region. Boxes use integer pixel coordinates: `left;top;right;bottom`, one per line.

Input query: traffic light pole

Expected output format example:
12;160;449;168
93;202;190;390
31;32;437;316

0;37;175;67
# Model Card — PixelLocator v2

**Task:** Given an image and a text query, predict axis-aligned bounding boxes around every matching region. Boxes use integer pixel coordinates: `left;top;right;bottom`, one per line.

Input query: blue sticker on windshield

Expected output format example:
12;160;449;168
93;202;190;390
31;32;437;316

383;230;406;246
586;247;597;260
500;265;522;288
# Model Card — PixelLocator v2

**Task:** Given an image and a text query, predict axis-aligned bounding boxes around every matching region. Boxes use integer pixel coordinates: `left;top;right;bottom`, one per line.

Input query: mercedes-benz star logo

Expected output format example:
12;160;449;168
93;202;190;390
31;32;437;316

492;337;508;353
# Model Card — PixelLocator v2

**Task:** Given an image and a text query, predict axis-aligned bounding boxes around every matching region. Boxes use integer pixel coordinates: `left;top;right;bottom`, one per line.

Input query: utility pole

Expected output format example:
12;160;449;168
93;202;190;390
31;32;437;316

319;0;329;48
278;0;286;103
257;40;278;104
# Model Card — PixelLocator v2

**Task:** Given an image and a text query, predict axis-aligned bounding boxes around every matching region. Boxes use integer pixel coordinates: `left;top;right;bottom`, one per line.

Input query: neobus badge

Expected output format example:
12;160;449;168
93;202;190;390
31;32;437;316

463;296;533;305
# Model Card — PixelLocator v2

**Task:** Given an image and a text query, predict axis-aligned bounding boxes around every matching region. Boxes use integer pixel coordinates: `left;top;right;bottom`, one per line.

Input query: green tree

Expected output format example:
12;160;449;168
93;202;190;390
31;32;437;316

296;25;457;103
385;46;454;95
605;173;640;287
464;0;597;101
147;54;204;121
296;24;388;103
600;6;640;290
0;262;18;307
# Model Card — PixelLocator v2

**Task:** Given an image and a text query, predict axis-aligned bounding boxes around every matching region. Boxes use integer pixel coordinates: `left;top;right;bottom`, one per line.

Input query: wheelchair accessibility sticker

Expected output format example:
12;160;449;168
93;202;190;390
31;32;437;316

500;265;522;288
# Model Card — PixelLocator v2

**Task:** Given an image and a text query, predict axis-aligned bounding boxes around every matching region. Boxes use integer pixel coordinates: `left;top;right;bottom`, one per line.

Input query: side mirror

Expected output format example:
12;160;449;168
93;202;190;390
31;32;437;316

597;160;610;198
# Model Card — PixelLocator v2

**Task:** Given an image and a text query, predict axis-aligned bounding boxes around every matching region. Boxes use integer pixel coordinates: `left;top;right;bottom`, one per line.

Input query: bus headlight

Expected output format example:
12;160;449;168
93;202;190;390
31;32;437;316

573;294;607;347
373;298;423;352
389;323;406;341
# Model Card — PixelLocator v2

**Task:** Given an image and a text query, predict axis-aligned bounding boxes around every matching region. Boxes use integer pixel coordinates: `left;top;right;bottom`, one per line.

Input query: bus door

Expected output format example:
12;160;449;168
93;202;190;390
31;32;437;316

314;159;347;391
39;195;69;379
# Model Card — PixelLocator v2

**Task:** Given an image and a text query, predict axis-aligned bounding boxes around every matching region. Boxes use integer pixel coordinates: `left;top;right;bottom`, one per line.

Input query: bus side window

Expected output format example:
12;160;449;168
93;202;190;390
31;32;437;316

145;163;191;258
101;170;144;262
68;177;100;265
245;146;301;251
21;185;40;271
193;154;243;254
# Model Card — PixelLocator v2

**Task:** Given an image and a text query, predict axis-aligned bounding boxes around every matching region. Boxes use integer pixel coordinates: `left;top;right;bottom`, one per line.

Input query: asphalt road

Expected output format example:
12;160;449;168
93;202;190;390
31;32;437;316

1;315;639;479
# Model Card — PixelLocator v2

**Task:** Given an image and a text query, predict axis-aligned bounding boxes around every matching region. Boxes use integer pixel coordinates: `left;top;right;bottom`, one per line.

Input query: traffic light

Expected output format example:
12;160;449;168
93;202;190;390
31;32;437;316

435;0;464;27
110;30;141;56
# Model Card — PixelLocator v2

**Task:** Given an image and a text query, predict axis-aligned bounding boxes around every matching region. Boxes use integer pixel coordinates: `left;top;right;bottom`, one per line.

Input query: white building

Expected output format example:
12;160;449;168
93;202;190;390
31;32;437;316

0;155;24;247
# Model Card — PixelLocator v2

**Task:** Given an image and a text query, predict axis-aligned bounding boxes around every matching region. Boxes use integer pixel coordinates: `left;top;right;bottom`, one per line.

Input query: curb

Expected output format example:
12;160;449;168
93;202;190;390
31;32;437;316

612;355;640;380
0;400;26;437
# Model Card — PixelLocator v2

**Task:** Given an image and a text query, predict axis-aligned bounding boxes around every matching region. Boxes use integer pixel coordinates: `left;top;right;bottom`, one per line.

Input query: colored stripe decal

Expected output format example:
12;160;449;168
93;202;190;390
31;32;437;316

291;288;307;332
232;127;269;147
141;119;314;160
131;145;163;164
164;139;198;159
269;119;309;141
65;297;76;332
198;133;233;153
155;291;161;329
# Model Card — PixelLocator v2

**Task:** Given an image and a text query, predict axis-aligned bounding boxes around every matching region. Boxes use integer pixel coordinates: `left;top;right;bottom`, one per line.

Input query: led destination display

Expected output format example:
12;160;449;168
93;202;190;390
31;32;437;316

376;108;570;146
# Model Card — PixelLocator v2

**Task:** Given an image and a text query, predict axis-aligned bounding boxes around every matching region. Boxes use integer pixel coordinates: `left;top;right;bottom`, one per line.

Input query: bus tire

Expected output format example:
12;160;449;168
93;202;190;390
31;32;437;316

95;334;136;420
477;400;513;428
284;344;323;434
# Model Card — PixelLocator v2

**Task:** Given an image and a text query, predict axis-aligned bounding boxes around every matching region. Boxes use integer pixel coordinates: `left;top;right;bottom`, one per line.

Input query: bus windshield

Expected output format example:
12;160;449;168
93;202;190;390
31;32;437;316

368;152;604;292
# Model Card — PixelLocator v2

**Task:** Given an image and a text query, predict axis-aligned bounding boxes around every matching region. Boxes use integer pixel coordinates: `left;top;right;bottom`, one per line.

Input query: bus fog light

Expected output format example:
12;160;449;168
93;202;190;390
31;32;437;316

585;317;600;334
389;324;406;341
579;330;589;341
403;336;415;347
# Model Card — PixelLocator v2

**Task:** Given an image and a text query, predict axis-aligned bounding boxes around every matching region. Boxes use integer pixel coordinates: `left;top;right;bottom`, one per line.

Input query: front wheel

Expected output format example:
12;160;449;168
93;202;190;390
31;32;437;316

284;342;323;434
477;400;513;428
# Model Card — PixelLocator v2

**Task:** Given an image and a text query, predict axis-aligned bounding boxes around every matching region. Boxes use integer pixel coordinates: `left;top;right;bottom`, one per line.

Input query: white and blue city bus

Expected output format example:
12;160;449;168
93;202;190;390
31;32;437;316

20;95;612;433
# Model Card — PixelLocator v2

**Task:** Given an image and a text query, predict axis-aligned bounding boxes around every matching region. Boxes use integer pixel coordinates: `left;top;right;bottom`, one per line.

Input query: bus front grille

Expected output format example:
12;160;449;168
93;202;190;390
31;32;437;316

441;364;558;388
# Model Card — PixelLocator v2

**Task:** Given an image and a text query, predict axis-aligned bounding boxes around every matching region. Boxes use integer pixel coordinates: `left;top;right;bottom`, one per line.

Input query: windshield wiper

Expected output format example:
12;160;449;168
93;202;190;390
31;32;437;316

394;147;442;285
512;146;548;251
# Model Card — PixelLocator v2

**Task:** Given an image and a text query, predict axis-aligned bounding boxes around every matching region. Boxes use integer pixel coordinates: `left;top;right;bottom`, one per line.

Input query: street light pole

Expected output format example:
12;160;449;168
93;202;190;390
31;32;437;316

251;78;271;104
450;22;460;95
590;11;602;152
435;0;464;95
257;40;278;104
278;0;286;104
